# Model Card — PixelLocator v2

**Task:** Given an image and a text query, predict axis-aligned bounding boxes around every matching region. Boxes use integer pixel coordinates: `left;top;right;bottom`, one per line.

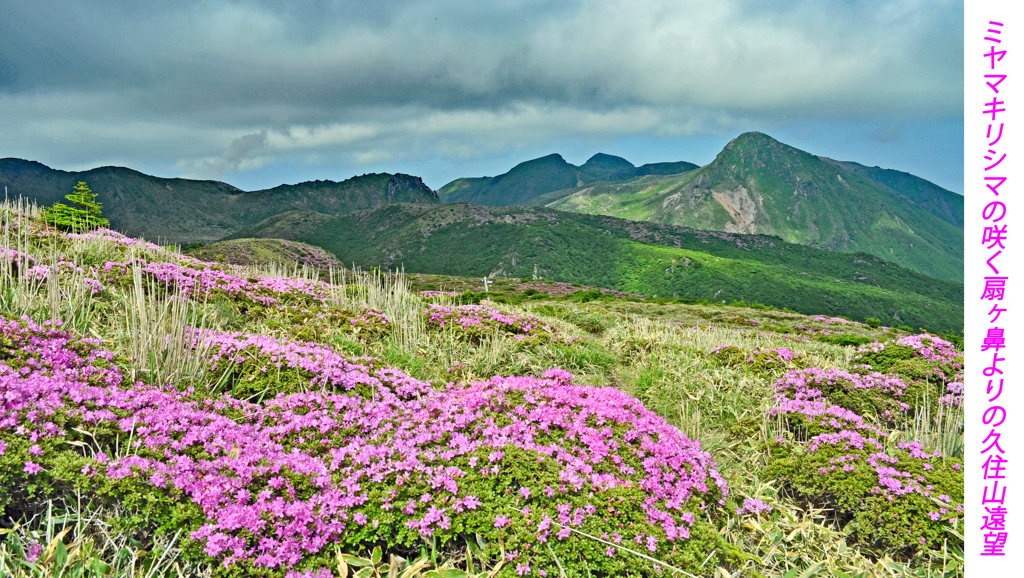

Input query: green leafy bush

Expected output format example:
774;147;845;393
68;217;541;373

814;334;874;347
707;345;799;372
767;335;964;555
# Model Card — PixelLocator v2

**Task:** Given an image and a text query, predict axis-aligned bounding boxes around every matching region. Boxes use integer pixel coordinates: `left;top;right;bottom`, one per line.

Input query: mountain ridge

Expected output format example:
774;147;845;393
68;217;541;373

541;132;964;281
2;130;963;281
0;158;439;243
438;153;700;206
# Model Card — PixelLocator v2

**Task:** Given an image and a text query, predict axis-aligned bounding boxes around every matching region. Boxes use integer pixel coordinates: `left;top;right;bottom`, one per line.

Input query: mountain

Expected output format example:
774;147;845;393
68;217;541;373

819;158;964;228
541;132;964;281
438;153;699;206
0;158;439;243
578;153;636;181
231;202;963;333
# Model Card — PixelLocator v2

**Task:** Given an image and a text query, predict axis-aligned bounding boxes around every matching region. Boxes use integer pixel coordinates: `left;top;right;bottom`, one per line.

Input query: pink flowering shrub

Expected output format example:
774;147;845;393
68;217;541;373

853;334;963;409
424;305;578;344
810;315;855;325
22;260;106;293
277;241;343;269
283;306;389;342
190;326;422;402
772;368;916;431
66;227;164;252
766;431;962;552
2;316;734;576
767;337;963;553
101;259;335;311
419;290;462;298
736;499;771;516
1;245;37;269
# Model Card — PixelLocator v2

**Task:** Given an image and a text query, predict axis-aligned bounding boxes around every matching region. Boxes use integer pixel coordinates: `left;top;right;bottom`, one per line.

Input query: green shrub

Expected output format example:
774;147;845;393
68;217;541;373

815;334;874;347
707;345;799;372
767;440;962;553
567;288;604;303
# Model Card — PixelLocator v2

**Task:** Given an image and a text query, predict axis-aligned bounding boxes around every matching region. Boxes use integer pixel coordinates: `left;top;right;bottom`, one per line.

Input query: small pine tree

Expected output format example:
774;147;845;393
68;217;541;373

43;181;110;232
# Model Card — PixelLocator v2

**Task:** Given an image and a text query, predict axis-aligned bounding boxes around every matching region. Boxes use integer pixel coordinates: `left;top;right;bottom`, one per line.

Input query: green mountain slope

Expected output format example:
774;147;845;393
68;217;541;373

820;158;964;227
438;153;698;206
544;132;964;281
0;158;439;243
233;203;963;333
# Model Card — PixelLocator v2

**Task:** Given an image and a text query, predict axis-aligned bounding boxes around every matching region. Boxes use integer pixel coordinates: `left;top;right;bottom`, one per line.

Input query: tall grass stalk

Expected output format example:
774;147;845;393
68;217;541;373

120;255;211;387
1;199;100;333
329;265;426;351
893;388;965;459
0;497;208;578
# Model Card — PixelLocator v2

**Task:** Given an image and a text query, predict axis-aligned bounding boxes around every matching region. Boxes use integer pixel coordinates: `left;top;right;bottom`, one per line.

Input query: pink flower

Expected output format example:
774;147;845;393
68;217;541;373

25;543;43;564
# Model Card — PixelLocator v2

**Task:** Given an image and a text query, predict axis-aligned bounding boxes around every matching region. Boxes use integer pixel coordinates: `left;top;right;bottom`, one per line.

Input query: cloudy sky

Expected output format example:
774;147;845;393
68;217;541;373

0;0;964;192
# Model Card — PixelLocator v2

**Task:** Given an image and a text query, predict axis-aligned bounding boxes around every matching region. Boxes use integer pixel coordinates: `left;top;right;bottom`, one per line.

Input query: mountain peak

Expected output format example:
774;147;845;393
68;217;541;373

580;153;635;182
724;132;790;152
582;153;634;170
732;131;776;142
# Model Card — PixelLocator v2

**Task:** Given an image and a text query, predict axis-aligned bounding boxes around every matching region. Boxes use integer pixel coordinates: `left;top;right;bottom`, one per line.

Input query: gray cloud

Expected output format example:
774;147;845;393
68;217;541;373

186;130;270;180
0;0;963;182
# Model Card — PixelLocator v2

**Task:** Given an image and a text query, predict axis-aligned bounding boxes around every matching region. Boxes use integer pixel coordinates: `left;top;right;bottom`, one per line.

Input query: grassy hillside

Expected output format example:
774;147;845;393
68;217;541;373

0;202;965;577
234;203;963;333
183;238;343;270
544;133;964;281
821;158;964;227
0;158;439;243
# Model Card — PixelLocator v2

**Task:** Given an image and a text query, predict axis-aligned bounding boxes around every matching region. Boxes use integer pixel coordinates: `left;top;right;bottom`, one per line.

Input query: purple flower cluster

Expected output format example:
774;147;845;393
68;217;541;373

768;338;963;539
810;315;856;325
750;348;796;363
735;498;771;516
419;290;462;298
854;334;964;408
189;327;420;397
855;334;960;366
22;260;105;293
1;245;37;266
772;367;912;425
2;317;726;574
101;259;335;307
66;228;164;252
424;305;578;343
277;241;342;270
7;224;343;311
